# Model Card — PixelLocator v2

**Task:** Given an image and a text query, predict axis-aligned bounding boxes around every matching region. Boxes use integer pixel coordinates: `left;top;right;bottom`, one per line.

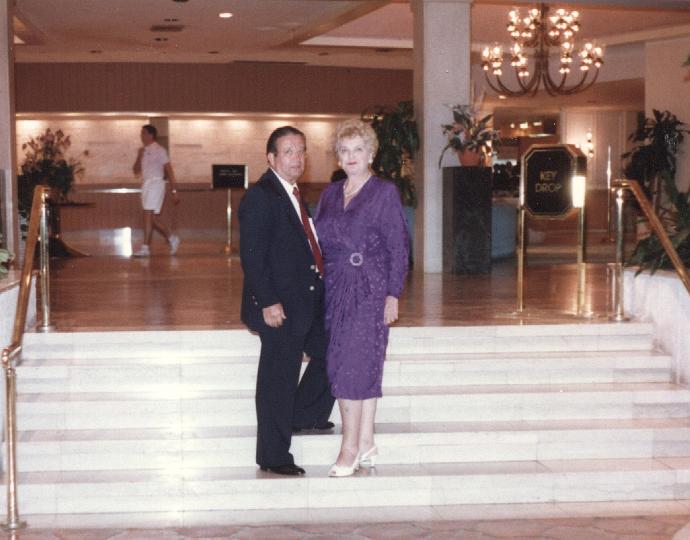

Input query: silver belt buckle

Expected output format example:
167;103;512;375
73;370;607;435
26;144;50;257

349;252;363;267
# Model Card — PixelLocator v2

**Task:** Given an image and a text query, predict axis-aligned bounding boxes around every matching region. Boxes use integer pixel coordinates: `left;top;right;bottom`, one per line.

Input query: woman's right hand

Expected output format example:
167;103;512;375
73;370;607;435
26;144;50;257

383;295;398;326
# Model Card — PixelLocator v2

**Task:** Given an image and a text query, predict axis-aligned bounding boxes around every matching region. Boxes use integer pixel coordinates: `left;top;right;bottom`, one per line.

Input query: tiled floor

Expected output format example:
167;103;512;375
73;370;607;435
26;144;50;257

49;238;619;331
24;236;688;538
6;515;690;539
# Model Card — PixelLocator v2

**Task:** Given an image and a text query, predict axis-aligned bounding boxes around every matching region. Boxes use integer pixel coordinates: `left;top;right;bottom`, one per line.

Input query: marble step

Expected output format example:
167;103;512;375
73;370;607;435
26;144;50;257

15;383;690;430
14;418;690;472
15;350;673;393
4;457;690;514
20;323;656;359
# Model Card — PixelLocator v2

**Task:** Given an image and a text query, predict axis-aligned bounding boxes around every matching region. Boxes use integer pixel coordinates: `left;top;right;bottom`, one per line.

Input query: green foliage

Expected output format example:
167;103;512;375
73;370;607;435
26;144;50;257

363;101;419;208
439;102;500;167
17;128;88;219
623;109;690;274
629;171;690;274
622;109;689;200
0;247;11;277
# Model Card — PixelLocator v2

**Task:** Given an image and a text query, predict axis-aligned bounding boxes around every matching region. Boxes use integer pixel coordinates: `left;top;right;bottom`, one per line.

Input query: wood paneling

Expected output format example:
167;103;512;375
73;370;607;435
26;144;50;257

15;63;413;114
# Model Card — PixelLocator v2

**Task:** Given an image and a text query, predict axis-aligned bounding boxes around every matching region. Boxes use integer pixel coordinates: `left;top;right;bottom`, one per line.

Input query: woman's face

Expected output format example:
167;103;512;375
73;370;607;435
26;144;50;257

337;136;372;179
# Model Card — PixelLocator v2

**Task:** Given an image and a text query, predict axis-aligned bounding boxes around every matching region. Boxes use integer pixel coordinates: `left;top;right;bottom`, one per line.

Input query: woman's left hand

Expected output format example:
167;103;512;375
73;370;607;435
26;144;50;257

384;295;399;326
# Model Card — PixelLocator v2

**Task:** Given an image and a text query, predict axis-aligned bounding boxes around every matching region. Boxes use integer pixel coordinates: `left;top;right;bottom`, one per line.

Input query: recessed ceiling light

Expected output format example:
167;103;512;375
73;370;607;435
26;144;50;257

498;94;507;100
219;12;233;19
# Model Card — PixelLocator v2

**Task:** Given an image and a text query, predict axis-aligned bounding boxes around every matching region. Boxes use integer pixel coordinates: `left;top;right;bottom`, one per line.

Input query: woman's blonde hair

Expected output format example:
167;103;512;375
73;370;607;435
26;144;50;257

334;119;379;156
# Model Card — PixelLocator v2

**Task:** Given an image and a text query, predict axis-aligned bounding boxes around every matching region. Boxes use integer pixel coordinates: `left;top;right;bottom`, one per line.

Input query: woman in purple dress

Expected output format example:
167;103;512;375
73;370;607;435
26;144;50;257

314;119;409;477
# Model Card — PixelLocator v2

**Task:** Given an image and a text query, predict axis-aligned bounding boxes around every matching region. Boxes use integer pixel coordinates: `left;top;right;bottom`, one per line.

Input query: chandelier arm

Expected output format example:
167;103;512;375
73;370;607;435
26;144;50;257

484;71;531;98
484;71;505;94
561;69;601;95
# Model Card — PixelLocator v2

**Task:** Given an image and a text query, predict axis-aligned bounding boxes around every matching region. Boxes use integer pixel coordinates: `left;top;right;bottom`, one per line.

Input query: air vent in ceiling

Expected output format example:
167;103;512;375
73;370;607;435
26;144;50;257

150;25;185;32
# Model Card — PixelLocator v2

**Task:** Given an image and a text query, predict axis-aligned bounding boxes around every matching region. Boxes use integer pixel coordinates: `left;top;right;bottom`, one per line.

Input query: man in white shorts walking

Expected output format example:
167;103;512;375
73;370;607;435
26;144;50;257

132;124;180;257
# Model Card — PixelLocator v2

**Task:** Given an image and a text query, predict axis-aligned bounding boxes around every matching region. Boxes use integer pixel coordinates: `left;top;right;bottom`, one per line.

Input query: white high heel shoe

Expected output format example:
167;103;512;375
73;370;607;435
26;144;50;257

359;446;378;468
328;453;361;477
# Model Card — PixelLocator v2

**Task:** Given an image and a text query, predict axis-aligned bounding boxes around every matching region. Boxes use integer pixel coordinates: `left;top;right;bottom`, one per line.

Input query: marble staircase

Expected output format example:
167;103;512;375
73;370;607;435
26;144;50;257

5;323;690;526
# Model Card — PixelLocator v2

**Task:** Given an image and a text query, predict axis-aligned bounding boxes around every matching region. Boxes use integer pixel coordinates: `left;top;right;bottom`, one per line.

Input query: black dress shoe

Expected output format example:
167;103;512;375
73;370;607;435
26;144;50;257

292;421;335;433
259;464;306;476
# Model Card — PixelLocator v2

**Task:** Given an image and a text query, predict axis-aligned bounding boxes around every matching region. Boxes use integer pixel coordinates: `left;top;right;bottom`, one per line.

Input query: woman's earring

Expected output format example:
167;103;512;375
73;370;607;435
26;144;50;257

368;157;374;165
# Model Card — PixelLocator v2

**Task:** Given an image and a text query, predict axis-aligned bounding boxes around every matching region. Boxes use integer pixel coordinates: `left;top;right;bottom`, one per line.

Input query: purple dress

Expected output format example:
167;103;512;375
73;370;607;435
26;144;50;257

314;177;409;400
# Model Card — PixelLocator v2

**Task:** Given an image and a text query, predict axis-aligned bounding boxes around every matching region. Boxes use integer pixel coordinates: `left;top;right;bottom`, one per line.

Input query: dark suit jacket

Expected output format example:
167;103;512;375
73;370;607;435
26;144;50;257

238;168;323;337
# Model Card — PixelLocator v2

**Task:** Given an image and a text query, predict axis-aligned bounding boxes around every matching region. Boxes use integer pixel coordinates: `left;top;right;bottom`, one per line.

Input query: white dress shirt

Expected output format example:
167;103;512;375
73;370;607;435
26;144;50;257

272;169;319;242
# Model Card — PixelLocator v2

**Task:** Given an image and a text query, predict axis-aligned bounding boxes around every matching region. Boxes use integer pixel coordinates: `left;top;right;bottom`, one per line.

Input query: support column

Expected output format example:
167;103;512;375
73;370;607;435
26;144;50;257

413;0;472;273
0;0;16;254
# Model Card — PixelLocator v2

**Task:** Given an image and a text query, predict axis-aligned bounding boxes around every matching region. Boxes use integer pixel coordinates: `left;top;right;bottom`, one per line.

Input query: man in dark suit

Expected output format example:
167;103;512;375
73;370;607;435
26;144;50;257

239;126;335;476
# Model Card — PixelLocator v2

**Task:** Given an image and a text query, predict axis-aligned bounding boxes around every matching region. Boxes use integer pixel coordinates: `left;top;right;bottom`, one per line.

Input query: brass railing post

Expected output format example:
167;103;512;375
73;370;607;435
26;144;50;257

611;186;627;321
1;349;25;532
1;185;50;531
38;191;54;332
576;205;586;315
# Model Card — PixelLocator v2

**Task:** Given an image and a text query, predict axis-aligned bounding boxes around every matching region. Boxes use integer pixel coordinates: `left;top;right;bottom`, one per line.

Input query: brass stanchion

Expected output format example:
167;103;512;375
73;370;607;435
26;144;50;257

576;206;586;315
516;204;525;313
572;175;590;317
38;191;54;332
1;349;26;532
224;189;233;256
611;186;628;322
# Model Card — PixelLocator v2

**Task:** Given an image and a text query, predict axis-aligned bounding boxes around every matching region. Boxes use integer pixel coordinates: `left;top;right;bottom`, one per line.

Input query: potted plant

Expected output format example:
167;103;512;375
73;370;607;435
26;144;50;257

622;109;689;213
363;100;419;208
363;100;419;266
0;247;11;277
17;128;88;223
439;99;500;167
629;170;690;274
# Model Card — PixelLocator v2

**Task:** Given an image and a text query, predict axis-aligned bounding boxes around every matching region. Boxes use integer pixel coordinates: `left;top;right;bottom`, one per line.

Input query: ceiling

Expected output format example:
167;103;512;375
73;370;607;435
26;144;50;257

12;0;690;108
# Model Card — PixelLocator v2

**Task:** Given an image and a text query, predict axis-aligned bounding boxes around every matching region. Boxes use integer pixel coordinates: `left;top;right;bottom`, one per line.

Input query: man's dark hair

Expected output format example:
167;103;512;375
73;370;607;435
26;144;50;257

266;125;305;155
142;124;158;139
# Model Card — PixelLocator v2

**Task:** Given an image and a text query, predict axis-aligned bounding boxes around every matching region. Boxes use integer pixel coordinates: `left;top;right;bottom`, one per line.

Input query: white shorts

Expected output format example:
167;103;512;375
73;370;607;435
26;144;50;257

141;178;166;214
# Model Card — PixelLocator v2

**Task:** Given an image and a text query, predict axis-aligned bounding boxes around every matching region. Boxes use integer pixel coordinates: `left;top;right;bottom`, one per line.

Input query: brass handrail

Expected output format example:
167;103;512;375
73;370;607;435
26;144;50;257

1;185;51;531
613;179;690;295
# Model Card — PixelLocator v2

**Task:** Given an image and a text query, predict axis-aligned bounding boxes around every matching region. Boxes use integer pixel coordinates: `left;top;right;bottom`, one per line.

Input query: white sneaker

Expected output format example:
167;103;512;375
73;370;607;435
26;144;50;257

133;244;150;258
169;234;180;255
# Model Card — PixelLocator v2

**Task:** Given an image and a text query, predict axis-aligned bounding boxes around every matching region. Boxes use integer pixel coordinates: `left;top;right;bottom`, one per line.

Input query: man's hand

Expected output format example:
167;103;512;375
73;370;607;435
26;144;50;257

263;303;286;328
383;295;398;326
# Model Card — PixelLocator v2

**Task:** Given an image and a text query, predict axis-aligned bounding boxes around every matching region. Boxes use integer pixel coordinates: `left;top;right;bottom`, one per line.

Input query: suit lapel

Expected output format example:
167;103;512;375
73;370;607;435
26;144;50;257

262;169;313;254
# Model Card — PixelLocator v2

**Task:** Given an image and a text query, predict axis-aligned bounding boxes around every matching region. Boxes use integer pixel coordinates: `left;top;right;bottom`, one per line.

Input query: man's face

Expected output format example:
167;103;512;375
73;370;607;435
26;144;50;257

267;133;306;184
140;128;154;146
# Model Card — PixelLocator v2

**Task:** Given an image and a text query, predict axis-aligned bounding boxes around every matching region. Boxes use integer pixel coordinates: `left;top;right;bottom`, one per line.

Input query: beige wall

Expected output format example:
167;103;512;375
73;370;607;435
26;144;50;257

561;109;639;189
16;113;351;185
646;36;690;191
15;63;413;115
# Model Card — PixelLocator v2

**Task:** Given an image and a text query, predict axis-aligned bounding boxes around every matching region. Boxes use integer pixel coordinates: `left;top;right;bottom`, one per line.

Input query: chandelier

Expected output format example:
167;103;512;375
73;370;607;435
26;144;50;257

481;3;604;97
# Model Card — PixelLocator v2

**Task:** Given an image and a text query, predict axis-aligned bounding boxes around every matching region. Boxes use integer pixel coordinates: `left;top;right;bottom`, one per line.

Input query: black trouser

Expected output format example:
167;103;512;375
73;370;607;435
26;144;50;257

255;312;334;467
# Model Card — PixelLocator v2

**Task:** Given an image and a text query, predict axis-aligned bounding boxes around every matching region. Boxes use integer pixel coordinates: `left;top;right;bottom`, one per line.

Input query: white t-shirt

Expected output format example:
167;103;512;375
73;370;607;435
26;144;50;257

141;142;170;181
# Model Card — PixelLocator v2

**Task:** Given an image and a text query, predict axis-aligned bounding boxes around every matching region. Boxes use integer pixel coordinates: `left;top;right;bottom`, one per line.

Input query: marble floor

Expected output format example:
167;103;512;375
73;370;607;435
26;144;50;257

20;235;688;539
6;514;690;539
49;237;620;331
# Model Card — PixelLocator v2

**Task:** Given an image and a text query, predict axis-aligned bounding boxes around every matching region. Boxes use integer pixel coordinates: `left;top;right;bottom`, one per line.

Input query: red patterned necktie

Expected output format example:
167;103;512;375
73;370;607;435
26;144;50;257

293;186;324;275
